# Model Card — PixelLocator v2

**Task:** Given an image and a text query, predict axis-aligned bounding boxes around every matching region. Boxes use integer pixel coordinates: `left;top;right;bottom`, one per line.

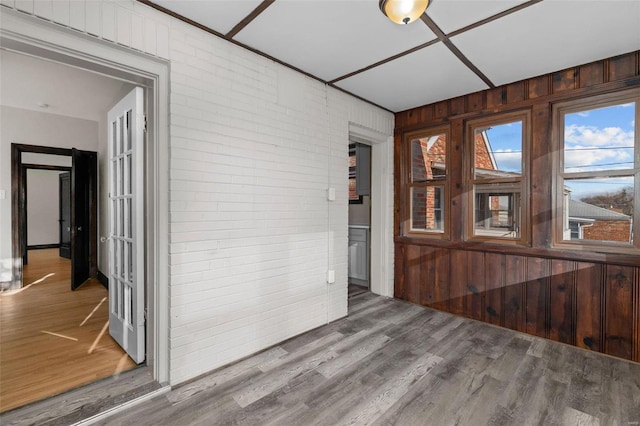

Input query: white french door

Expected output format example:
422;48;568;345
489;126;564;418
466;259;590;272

107;87;145;364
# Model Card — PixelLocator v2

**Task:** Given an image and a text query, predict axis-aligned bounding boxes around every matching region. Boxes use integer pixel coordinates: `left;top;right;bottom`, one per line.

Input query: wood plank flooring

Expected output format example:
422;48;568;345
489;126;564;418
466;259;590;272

0;365;159;426
0;249;136;413
97;286;640;425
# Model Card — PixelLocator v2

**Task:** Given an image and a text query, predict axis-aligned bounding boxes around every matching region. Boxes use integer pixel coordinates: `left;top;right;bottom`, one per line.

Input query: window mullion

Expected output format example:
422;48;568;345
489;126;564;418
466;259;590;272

562;169;636;180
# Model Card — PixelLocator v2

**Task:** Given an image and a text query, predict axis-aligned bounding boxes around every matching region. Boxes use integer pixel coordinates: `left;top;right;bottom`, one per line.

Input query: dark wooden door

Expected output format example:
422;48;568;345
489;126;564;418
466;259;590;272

71;149;98;291
59;172;71;259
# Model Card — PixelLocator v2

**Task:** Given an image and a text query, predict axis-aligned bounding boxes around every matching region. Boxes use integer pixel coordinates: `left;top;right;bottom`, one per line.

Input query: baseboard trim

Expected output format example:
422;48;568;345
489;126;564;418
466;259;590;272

96;270;108;289
27;244;60;250
72;385;171;426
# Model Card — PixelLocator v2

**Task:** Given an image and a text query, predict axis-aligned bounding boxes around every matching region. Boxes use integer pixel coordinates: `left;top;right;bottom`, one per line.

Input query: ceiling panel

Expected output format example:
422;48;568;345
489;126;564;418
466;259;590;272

335;42;489;112
427;0;530;34
452;0;640;87
153;0;264;35
0;50;131;122
233;0;436;82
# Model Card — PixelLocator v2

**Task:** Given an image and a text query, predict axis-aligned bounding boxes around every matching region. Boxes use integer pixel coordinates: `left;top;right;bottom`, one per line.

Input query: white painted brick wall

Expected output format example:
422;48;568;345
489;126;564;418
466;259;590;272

2;0;394;385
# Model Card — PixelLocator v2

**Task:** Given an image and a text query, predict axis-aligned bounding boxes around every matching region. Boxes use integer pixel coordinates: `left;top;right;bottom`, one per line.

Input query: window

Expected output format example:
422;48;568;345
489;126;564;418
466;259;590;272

466;111;530;244
554;89;639;252
348;144;361;204
349;143;371;204
403;126;450;238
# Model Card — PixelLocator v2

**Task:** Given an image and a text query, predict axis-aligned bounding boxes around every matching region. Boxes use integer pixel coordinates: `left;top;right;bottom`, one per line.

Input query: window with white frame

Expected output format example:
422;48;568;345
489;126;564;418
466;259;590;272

466;111;530;245
403;126;450;239
554;89;639;252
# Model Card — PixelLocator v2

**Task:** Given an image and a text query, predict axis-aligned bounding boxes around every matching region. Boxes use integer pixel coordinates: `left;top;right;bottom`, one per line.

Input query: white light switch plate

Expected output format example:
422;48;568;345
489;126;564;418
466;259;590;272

327;270;335;284
327;188;335;201
0;190;5;200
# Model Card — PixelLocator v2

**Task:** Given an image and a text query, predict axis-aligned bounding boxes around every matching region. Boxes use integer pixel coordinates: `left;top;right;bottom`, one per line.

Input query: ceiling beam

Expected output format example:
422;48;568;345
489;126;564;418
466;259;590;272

225;0;275;40
448;0;544;38
330;1;542;86
137;1;393;113
330;39;440;85
138;1;318;82
139;0;544;112
420;15;495;89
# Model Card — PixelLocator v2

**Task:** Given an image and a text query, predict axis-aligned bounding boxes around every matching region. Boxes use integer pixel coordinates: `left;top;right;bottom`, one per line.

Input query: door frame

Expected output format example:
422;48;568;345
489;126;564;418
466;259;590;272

11;144;73;272
23;163;72;254
58;171;72;259
349;123;395;298
1;9;170;384
70;148;99;290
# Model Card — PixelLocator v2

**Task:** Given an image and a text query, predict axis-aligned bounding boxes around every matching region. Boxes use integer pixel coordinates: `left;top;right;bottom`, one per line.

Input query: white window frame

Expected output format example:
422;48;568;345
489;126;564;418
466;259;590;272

552;88;640;254
465;110;531;246
403;125;451;240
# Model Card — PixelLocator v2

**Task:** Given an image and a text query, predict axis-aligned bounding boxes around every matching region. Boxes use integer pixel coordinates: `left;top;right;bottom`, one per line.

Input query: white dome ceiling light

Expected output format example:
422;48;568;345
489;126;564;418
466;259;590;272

379;0;430;25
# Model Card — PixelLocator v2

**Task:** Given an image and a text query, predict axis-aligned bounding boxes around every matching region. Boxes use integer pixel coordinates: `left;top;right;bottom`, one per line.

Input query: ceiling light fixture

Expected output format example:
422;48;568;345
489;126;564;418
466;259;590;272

379;0;429;25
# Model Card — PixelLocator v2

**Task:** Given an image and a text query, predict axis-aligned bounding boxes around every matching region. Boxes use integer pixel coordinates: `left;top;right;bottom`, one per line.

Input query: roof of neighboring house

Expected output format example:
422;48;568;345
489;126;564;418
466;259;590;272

569;199;631;221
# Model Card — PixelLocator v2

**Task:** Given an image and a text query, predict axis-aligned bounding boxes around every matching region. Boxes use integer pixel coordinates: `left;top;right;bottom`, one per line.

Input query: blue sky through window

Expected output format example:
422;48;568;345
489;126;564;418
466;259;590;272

483;103;635;200
564;102;635;200
484;121;522;173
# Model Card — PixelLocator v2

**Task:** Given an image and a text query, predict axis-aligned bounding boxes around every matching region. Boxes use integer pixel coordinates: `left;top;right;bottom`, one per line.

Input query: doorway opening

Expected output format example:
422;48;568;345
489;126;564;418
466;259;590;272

1;9;170;418
2;141;137;412
11;145;99;287
0;48;147;412
348;142;372;293
24;164;72;259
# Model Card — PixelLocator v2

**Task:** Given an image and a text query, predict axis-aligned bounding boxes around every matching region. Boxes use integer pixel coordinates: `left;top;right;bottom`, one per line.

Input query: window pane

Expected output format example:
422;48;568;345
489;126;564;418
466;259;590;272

411;134;446;183
475;121;522;177
348;177;358;201
562;177;634;244
349;146;358;202
474;183;521;238
564;102;635;173
411;186;444;232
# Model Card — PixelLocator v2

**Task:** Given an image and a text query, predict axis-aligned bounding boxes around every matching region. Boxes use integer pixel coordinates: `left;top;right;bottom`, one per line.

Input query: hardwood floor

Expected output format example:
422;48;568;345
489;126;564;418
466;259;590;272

97;286;640;425
0;249;136;413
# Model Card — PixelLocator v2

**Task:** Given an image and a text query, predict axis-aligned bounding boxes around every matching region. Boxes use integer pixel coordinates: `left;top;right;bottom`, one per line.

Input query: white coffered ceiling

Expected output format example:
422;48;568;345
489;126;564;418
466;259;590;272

147;0;640;112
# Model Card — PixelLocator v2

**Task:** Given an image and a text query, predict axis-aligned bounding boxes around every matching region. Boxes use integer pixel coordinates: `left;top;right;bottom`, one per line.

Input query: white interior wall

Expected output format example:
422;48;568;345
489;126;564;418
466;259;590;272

26;169;64;246
0;1;395;386
0;106;99;282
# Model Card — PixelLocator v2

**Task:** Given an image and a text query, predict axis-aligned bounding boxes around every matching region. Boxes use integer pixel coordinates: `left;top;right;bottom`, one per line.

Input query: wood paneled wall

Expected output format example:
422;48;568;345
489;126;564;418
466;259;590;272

393;51;640;363
395;246;639;361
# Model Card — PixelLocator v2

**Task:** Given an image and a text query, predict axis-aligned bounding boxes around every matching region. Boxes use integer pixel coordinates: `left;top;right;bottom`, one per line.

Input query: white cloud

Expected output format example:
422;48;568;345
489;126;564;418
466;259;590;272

493;150;521;172
565;124;633;147
564;124;634;171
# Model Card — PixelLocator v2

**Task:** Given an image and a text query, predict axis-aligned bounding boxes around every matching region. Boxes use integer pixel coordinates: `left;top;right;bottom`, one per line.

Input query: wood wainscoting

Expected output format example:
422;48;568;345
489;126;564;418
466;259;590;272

393;50;640;364
395;246;639;363
0;249;136;412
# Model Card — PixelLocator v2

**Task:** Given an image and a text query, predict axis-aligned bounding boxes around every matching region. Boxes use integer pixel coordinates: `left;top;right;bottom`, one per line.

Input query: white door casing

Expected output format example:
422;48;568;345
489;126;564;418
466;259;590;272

1;7;170;383
349;123;394;297
108;87;145;364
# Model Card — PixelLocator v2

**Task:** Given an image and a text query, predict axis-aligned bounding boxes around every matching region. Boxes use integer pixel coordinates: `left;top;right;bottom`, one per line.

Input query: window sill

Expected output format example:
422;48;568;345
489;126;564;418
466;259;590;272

394;235;640;267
